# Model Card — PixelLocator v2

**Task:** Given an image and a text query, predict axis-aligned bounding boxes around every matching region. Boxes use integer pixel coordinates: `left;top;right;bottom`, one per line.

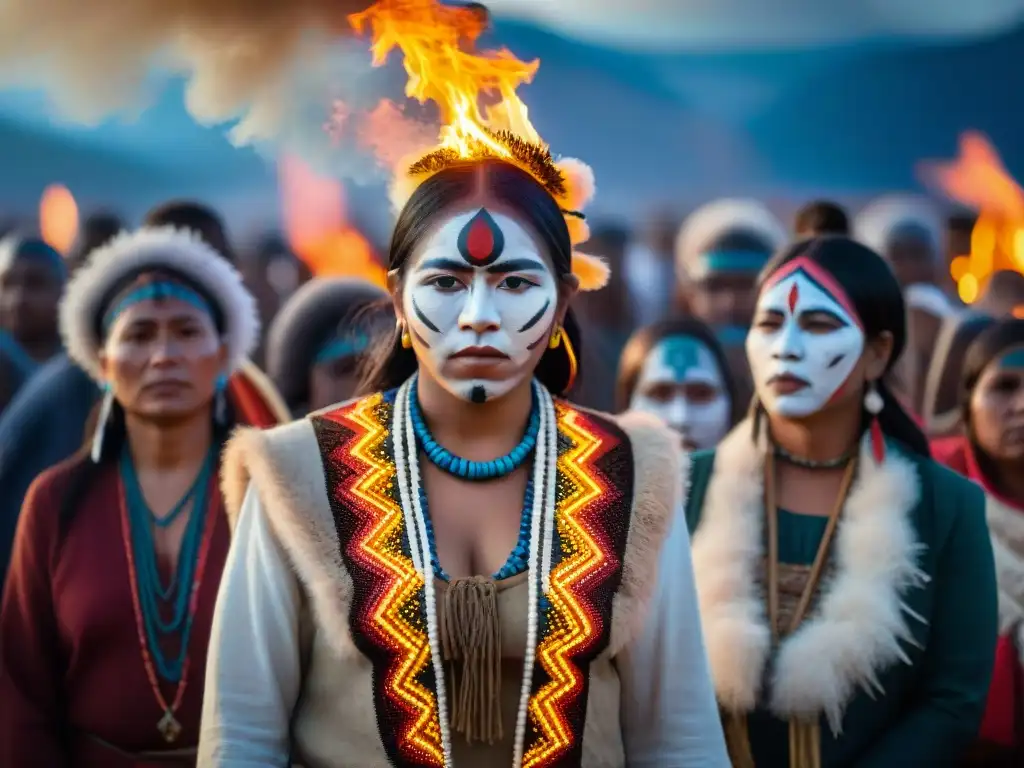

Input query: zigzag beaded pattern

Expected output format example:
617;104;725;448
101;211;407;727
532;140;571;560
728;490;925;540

522;405;632;767
312;391;444;767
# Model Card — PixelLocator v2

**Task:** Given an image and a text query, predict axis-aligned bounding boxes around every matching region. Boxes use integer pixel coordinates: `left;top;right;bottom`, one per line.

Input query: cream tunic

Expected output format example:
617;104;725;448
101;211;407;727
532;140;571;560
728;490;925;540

198;484;726;767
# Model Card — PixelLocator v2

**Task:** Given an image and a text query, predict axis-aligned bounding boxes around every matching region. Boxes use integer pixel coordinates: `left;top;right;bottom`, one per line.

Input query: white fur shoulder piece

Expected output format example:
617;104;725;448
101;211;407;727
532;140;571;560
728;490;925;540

690;420;927;734
60;225;260;382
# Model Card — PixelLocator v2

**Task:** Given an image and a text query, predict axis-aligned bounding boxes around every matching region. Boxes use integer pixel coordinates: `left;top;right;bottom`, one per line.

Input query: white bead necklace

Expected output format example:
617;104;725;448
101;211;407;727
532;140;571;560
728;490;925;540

396;376;557;767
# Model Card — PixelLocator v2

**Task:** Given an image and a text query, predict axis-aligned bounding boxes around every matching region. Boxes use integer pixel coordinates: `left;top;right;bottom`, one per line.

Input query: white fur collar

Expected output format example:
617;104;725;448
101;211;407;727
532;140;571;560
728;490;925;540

987;495;1024;637
691;420;928;734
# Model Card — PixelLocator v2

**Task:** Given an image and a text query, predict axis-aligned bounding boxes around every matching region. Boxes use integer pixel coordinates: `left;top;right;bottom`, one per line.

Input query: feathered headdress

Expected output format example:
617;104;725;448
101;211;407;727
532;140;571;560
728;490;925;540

61;226;260;383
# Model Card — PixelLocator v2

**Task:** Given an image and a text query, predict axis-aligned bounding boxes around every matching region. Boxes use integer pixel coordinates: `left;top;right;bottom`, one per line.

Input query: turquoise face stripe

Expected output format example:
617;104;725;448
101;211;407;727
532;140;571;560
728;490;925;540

662;335;701;378
699;250;770;274
103;282;212;331
314;331;371;364
998;347;1024;369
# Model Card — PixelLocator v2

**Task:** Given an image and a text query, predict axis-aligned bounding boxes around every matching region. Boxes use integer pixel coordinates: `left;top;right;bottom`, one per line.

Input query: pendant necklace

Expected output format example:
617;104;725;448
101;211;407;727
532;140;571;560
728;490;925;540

118;446;218;743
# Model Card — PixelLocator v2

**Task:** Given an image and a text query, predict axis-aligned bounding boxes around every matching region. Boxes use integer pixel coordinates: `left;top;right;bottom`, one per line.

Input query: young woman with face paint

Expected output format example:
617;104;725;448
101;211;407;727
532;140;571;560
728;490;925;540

684;236;998;768
617;318;738;451
265;277;390;416
931;319;1024;766
199;158;729;767
0;227;261;767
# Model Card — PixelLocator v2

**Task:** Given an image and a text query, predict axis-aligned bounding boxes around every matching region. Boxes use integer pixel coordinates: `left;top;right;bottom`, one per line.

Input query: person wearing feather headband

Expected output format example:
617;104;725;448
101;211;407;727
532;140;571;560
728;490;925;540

200;140;727;767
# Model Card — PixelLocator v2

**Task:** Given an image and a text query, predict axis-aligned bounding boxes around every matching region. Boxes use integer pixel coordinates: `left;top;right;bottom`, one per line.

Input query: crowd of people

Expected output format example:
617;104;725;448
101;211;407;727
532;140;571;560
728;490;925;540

0;169;1022;768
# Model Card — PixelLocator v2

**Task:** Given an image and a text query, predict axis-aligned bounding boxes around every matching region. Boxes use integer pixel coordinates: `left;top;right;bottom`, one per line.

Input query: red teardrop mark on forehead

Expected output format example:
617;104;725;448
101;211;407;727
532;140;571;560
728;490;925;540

466;217;493;264
457;208;505;266
787;281;799;313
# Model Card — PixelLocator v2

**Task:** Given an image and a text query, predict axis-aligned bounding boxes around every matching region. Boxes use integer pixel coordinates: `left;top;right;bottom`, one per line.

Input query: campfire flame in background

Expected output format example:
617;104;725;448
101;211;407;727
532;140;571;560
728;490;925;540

921;132;1024;304
278;154;385;287
39;184;79;255
348;0;541;167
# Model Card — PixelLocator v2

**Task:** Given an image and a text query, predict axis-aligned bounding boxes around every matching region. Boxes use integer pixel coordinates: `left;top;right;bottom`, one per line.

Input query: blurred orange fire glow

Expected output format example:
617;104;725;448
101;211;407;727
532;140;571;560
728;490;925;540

39;184;79;255
923;132;1024;304
277;154;385;287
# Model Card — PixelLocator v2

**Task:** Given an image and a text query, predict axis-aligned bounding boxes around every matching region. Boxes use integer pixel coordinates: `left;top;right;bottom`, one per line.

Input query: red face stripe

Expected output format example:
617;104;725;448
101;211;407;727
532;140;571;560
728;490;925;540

787;282;799;313
761;255;863;329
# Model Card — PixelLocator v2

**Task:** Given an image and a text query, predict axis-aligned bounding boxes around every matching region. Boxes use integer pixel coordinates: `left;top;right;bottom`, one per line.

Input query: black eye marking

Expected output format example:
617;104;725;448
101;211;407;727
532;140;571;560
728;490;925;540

827;354;845;369
412;297;440;332
470;385;487;403
517;299;550;333
457;208;505;267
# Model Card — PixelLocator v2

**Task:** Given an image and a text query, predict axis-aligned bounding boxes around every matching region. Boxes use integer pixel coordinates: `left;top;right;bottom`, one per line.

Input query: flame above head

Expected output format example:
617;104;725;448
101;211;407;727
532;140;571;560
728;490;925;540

921;131;1024;304
348;0;600;271
39;184;79;256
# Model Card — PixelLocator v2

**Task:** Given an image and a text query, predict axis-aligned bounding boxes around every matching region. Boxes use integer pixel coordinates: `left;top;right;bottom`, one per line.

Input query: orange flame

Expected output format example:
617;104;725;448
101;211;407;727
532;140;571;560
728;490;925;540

278;154;385;287
348;0;540;164
922;132;1024;304
39;184;79;255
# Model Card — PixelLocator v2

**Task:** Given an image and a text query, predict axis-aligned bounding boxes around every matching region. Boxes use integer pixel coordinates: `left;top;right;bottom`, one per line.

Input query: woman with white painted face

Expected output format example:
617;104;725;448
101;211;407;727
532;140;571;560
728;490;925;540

685;236;998;767
617;318;738;451
198;157;728;767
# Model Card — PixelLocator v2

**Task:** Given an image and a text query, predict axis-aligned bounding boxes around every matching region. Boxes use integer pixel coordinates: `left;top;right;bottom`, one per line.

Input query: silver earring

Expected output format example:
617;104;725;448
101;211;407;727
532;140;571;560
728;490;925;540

864;381;884;415
91;385;115;463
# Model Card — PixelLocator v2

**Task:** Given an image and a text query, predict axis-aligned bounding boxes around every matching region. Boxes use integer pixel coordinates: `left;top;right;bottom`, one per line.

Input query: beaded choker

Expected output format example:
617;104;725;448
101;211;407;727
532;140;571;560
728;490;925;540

773;443;853;470
409;385;540;480
118;445;217;743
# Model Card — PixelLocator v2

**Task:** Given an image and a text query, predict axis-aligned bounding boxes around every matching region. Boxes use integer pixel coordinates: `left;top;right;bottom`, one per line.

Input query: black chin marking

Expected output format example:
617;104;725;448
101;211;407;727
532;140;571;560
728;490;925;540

412;297;440;332
470;385;487;403
827;353;845;369
517;299;550;333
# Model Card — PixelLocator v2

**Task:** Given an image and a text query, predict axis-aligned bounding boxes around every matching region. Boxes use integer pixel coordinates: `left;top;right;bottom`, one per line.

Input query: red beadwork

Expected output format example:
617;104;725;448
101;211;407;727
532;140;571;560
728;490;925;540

117;473;217;740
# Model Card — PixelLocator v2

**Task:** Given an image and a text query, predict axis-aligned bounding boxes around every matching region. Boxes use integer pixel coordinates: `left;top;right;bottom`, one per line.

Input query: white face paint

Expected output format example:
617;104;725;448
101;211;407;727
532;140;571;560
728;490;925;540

402;207;559;403
745;263;865;418
629;335;731;450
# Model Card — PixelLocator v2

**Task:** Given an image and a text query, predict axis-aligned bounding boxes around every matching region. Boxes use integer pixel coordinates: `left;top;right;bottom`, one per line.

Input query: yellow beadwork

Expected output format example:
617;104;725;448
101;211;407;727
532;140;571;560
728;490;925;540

346;394;445;764
522;406;606;767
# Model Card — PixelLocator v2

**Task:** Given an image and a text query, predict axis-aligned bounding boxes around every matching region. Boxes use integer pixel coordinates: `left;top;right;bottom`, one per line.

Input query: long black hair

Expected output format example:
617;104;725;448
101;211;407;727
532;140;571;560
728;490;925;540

358;159;582;396
615;317;741;423
752;236;930;457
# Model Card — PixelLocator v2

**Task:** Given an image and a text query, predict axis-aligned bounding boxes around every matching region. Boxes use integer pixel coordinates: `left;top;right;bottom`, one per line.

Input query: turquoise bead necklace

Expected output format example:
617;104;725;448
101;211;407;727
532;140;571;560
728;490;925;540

409;388;540;480
121;444;215;682
419;477;535;582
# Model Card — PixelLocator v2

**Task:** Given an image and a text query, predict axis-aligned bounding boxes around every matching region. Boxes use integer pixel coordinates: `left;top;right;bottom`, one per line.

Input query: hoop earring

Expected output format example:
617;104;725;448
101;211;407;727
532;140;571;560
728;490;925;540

561;332;579;393
548;325;562;350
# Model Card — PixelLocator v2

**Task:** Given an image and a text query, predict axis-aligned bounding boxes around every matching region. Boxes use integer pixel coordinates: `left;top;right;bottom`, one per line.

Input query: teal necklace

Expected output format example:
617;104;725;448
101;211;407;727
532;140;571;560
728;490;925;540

120;444;215;682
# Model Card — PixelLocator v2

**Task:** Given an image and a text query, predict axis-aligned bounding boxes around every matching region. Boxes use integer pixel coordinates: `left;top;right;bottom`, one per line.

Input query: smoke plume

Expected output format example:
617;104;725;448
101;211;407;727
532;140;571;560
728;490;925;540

0;0;431;181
